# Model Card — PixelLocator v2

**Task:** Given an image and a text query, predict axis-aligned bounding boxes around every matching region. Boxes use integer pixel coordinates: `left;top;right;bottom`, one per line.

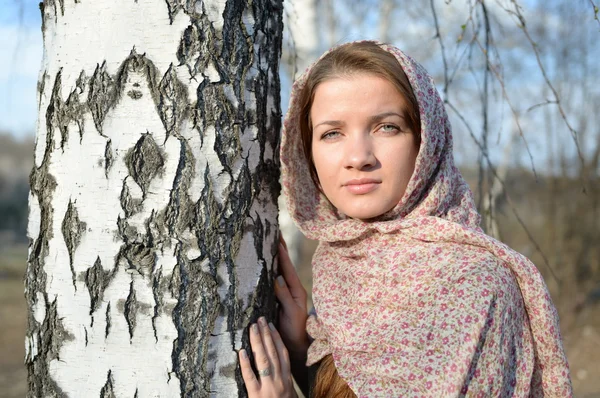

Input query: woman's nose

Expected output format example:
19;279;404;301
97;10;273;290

344;134;376;170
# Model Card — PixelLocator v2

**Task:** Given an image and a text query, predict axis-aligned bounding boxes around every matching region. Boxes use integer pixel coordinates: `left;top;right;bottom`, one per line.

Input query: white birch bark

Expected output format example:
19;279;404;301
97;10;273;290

25;0;283;396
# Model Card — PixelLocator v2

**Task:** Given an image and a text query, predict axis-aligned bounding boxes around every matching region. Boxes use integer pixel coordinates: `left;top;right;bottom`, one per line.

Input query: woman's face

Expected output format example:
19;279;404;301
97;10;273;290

310;73;419;220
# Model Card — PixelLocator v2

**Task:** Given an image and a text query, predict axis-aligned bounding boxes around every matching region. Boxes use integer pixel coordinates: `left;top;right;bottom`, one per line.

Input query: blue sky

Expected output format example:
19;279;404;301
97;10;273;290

0;0;42;138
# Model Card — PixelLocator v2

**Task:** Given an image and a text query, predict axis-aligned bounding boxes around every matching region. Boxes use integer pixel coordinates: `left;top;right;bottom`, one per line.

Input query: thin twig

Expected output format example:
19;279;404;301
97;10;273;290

526;100;558;113
590;0;600;27
430;0;450;97
504;0;587;190
469;25;539;180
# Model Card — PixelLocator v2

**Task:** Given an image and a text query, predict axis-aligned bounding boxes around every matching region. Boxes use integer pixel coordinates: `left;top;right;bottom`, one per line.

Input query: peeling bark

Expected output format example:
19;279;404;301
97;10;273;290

125;133;166;198
61;199;86;288
88;62;117;134
85;256;115;321
27;0;282;396
99;370;116;398
124;281;138;340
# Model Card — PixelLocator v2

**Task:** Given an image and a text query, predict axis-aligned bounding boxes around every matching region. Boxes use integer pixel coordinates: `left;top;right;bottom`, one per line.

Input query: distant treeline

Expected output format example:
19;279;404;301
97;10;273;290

0;133;34;244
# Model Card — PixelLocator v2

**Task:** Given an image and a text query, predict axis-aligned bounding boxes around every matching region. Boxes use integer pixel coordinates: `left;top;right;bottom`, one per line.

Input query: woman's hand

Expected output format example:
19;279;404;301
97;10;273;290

239;317;298;398
275;237;310;361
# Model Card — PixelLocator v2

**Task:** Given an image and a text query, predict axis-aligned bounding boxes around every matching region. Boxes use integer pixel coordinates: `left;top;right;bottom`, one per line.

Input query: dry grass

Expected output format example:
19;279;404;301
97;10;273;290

0;245;27;398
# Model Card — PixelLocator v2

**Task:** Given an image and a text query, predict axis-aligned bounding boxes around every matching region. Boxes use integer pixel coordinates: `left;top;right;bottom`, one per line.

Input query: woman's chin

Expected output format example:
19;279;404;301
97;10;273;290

340;205;395;221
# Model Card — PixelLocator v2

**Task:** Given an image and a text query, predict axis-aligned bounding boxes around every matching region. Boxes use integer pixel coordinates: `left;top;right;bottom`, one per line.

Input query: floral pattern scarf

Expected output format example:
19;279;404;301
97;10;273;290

280;41;572;397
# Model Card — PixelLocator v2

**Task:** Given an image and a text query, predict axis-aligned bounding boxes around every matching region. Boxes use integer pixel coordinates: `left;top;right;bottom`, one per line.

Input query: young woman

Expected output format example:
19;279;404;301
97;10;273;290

238;41;572;397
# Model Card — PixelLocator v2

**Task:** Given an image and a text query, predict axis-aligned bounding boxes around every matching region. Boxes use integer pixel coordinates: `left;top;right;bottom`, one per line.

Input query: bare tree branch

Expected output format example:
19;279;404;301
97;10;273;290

590;0;600;26
502;0;587;189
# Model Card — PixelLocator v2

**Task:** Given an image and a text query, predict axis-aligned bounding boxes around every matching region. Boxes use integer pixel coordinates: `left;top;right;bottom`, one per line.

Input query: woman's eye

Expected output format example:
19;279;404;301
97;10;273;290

321;131;341;140
379;124;400;134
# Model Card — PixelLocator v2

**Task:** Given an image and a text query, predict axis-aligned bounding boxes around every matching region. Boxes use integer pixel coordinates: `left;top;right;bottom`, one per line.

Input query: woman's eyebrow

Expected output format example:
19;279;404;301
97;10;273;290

313;112;405;129
369;112;405;123
313;120;344;129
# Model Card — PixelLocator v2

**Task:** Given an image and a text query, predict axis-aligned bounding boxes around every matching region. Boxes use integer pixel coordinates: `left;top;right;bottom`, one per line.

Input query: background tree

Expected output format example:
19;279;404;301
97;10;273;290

24;0;283;396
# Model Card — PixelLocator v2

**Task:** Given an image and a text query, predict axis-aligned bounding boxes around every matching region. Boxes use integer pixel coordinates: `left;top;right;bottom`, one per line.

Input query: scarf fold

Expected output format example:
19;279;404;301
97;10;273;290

281;41;572;397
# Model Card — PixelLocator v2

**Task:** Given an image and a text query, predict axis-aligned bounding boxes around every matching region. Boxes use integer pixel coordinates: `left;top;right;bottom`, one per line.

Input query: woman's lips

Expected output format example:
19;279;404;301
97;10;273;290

343;179;381;195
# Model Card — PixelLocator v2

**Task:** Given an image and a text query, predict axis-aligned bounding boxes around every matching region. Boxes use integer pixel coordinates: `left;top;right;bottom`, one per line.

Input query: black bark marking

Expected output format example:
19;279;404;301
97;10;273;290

158;64;190;139
119;242;156;275
45;69;86;150
26;297;74;397
127;89;143;100
165;139;195;235
194;167;222;276
125;133;165;198
165;0;202;24
116;215;140;245
213;94;242;172
99;370;116;398
124;280;138;340
44;298;75;362
104;139;114;177
169;259;181;298
152;268;163;343
66;70;88;143
116;49;162;115
105;302;112;339
177;18;217;80
88;62;117;134
223;163;257;344
43;0;65;21
39;2;46;32
61;199;86;290
90;50;162;136
37;70;48;109
26;71;61;397
120;179;143;218
171;242;220;397
85;256;116;325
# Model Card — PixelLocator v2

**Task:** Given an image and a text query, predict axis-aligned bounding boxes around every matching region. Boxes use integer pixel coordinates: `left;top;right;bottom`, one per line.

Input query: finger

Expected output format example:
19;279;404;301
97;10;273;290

275;275;302;314
239;349;260;393
278;242;306;305
268;322;291;378
249;322;272;381
258;317;281;375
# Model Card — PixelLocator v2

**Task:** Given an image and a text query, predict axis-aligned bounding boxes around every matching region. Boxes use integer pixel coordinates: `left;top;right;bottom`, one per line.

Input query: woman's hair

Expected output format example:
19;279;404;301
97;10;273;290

297;41;422;188
312;354;357;398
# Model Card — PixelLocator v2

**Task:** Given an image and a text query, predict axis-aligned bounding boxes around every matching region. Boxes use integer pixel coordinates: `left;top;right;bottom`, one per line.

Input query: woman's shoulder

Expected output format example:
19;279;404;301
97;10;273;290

440;243;523;308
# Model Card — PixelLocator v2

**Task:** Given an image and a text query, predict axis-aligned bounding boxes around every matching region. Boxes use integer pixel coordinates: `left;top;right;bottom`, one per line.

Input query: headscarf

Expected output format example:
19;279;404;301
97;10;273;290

280;41;572;397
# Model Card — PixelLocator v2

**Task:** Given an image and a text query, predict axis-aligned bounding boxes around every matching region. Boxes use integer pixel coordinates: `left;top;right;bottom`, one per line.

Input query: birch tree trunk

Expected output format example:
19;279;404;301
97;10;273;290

25;0;283;396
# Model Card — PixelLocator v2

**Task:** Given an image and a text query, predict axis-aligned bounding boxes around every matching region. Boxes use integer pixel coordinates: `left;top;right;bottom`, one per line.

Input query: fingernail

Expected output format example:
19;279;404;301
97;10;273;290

268;322;276;331
251;323;259;334
276;275;285;287
240;349;248;359
259;316;267;327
